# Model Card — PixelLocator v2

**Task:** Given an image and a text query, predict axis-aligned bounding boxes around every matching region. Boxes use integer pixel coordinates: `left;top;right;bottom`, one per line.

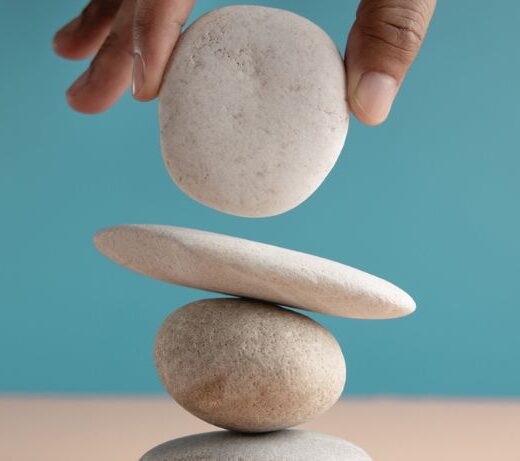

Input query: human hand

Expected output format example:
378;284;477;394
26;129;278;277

54;0;435;125
53;0;196;113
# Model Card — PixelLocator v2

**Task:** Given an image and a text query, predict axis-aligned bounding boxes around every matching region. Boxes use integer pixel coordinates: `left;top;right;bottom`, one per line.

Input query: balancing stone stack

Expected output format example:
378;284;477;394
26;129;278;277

94;5;416;460
95;225;415;460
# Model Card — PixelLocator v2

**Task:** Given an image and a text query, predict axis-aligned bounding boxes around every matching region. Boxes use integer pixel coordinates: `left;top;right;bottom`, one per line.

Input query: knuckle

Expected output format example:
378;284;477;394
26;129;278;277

133;1;159;40
133;9;151;38
134;0;188;37
356;1;428;61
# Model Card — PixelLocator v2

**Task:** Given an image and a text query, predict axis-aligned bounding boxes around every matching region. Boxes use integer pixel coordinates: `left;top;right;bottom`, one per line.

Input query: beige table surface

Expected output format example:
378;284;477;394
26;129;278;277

1;397;519;461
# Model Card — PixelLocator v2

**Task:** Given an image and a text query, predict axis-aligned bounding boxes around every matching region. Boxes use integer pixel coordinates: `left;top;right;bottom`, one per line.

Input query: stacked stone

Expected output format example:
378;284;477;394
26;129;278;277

95;225;415;460
94;5;416;459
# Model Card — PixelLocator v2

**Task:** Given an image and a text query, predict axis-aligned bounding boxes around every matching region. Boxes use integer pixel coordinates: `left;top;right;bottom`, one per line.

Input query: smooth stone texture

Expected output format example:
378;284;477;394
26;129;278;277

140;430;372;461
154;298;346;432
95;224;416;319
159;5;349;217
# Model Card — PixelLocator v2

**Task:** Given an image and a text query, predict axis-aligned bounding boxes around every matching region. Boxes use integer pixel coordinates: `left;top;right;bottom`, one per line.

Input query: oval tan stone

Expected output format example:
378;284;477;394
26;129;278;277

159;5;349;217
94;224;416;319
154;298;346;432
140;430;372;461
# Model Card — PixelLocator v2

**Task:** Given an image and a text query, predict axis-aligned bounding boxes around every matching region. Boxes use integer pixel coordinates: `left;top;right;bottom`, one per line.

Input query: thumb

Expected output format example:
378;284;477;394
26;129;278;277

132;0;195;101
346;0;436;125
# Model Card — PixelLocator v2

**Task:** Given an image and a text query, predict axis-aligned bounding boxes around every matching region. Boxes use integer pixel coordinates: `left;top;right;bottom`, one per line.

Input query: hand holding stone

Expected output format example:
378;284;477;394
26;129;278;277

53;0;435;124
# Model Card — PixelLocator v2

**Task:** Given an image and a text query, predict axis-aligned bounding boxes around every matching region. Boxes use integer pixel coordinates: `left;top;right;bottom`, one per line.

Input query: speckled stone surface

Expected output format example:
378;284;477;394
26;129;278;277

140;430;372;460
159;5;349;217
95;224;415;319
154;298;346;432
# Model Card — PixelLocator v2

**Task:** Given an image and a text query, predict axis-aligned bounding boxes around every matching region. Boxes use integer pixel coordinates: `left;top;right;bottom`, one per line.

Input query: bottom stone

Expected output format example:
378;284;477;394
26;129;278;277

139;430;372;461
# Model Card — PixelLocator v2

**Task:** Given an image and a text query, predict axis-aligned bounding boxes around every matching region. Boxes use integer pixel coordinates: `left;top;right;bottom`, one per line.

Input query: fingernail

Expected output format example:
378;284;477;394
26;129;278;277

132;52;145;97
67;70;90;97
353;72;398;124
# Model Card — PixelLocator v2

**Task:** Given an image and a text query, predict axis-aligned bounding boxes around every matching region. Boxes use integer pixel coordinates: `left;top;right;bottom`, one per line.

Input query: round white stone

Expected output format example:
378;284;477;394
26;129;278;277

159;5;349;217
140;430;372;461
154;298;346;432
95;224;415;319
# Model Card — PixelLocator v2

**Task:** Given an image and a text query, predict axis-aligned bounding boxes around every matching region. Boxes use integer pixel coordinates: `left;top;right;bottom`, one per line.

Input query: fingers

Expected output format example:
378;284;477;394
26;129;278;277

57;0;195;113
53;0;123;60
346;0;436;125
66;0;135;114
132;0;195;101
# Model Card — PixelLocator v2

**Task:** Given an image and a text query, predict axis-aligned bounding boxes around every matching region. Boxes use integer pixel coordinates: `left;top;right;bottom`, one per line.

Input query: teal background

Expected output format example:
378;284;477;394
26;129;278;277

1;0;519;396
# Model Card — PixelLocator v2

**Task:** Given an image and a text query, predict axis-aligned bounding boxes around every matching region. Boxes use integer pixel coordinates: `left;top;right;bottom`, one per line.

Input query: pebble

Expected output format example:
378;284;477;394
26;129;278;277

154;298;346;432
159;5;349;217
95;224;415;319
140;430;372;461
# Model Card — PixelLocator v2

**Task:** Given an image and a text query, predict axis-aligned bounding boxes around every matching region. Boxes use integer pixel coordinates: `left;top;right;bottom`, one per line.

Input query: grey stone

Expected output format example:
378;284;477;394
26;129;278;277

95;224;415;319
154;298;346;432
140;430;372;460
159;5;349;217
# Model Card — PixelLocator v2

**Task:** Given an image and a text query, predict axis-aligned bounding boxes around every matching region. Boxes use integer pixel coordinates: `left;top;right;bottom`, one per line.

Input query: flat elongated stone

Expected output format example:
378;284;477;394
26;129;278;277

140;430;372;461
95;224;415;319
159;5;349;217
154;298;346;432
